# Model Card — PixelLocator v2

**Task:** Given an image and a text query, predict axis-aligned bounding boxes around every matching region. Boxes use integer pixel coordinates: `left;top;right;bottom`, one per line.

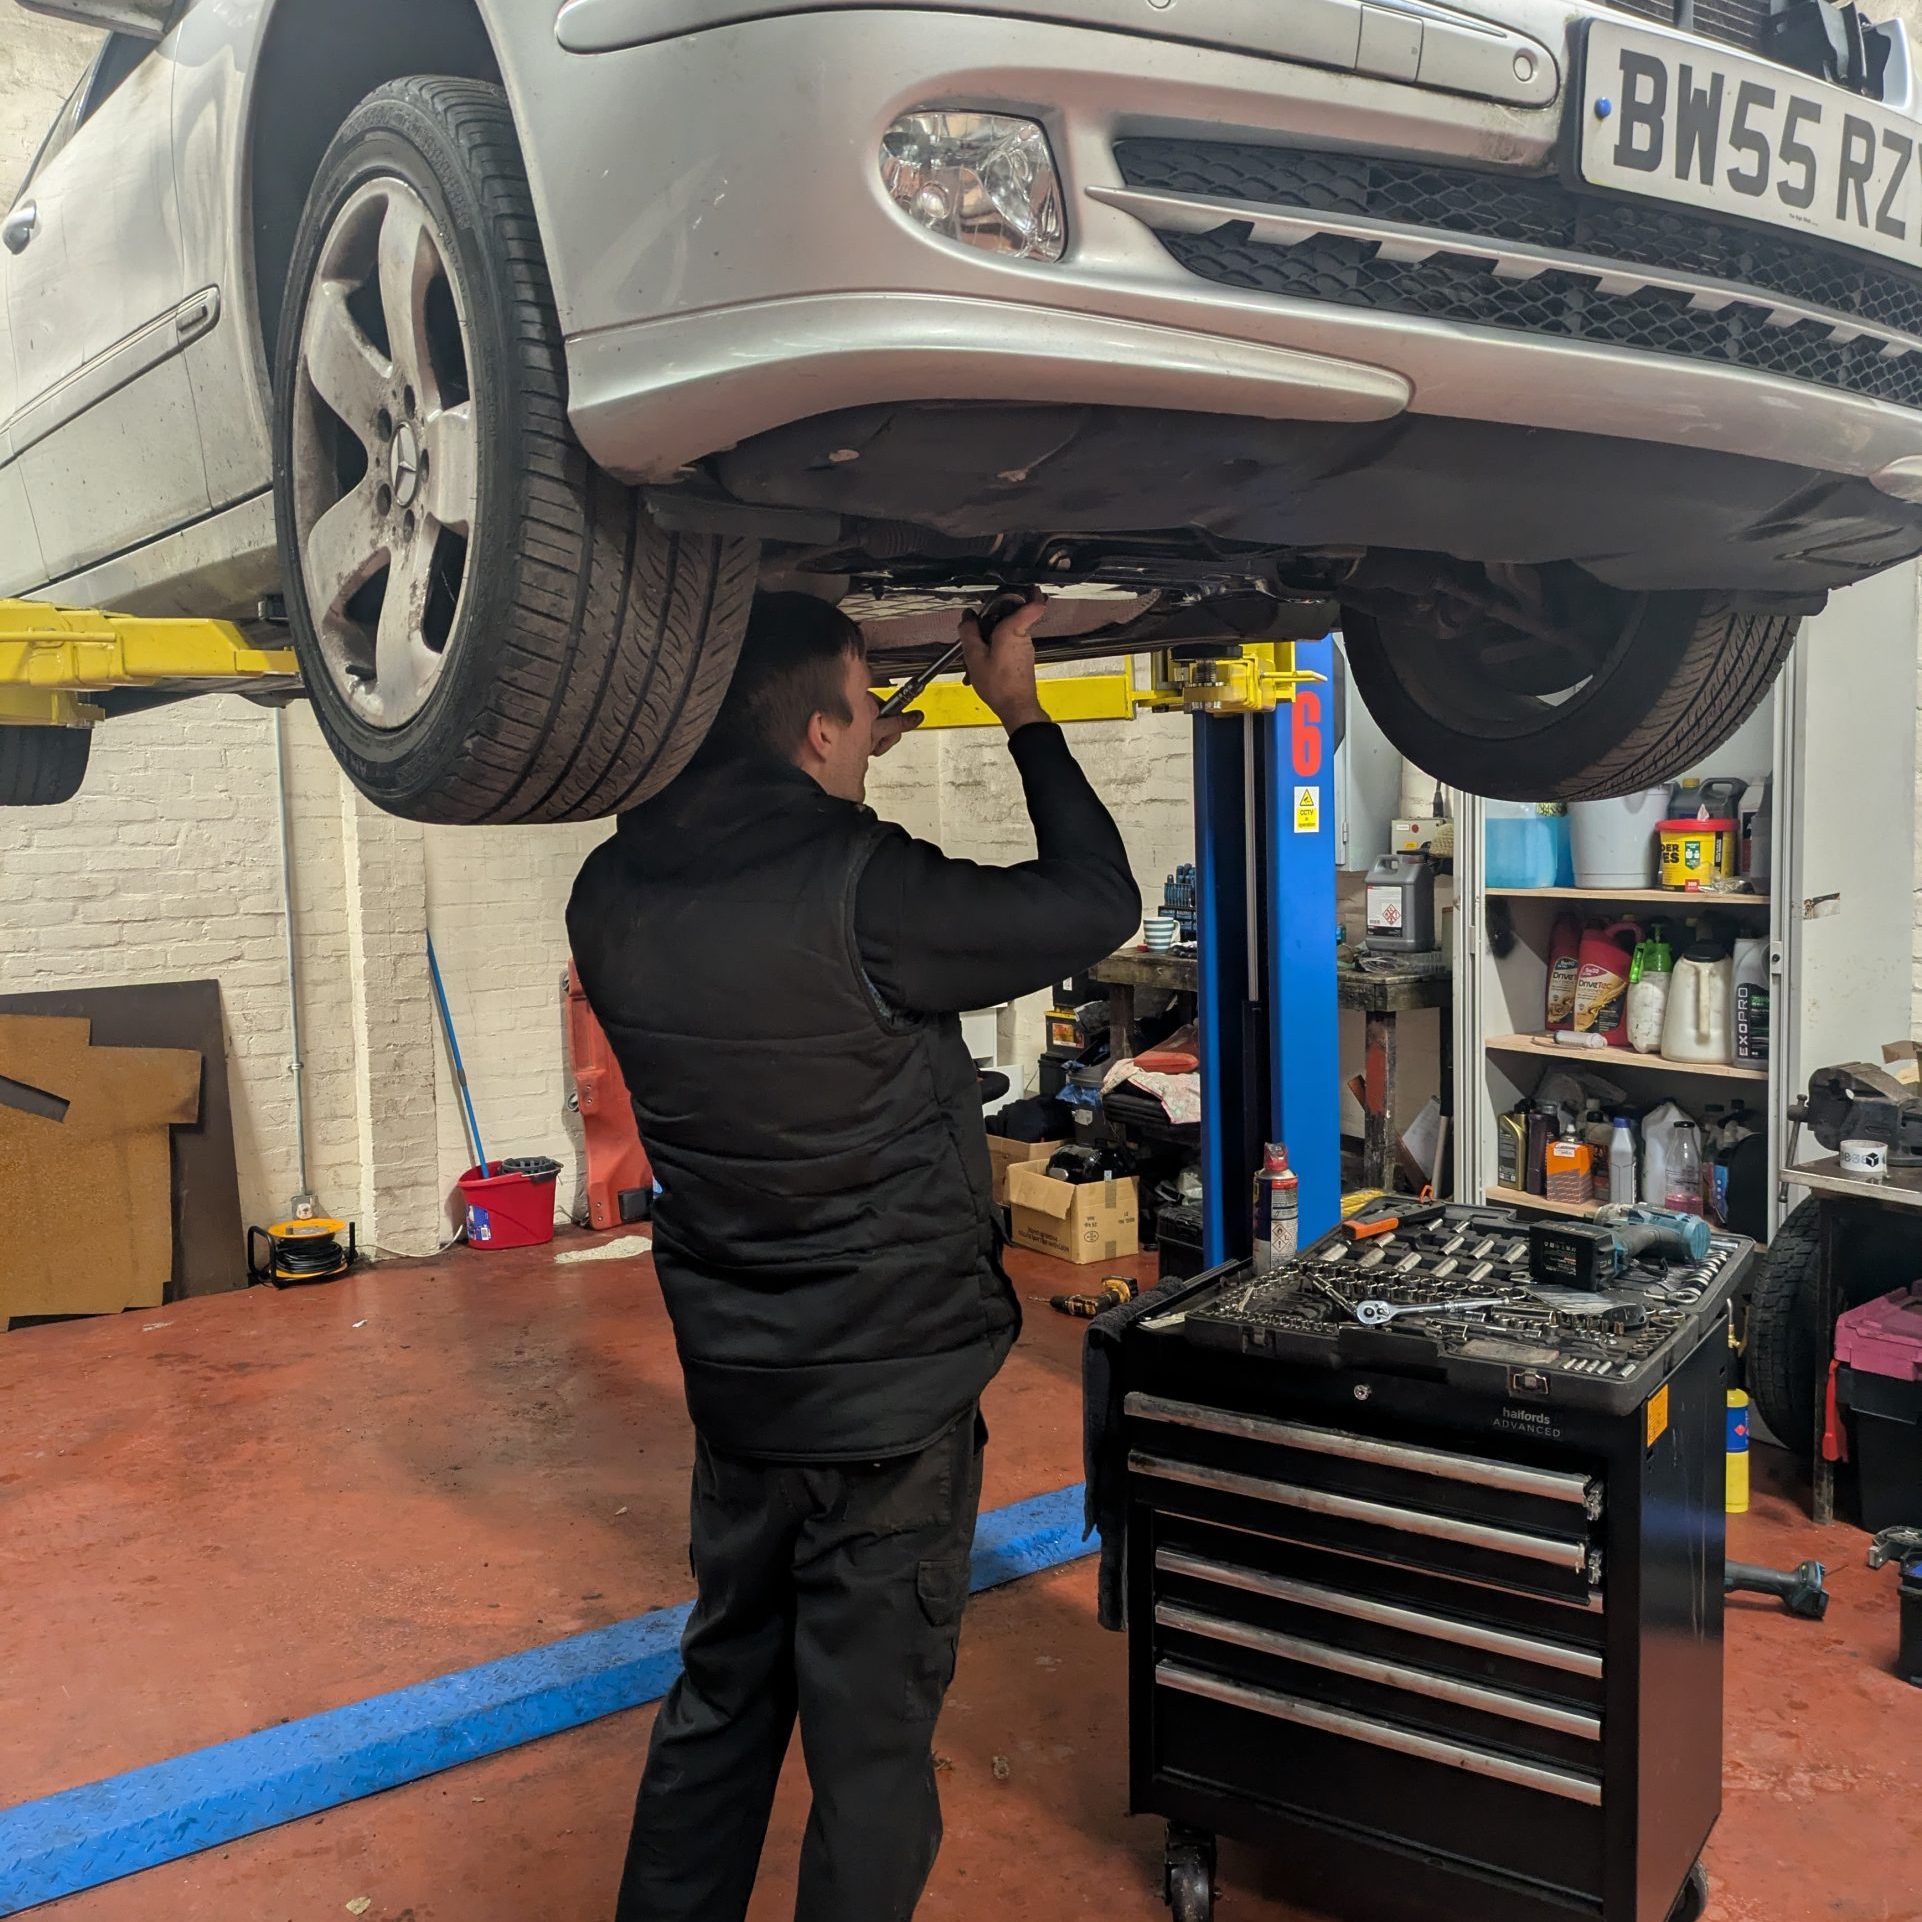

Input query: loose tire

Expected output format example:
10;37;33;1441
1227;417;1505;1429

0;728;90;806
273;79;754;825
1749;1198;1823;1457
1343;594;1798;802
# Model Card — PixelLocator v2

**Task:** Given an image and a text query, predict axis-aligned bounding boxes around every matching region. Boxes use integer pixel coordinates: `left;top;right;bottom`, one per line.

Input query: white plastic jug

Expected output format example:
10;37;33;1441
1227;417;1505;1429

1661;944;1733;1065
1641;1101;1689;1208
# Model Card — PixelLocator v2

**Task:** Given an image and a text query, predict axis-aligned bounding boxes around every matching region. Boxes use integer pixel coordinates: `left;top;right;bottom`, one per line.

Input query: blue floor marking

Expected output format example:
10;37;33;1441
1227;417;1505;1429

0;1481;1092;1915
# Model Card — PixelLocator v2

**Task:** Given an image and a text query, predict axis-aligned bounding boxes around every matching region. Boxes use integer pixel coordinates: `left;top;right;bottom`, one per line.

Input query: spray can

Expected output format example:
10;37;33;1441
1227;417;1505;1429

1252;1143;1299;1274
1726;1389;1751;1513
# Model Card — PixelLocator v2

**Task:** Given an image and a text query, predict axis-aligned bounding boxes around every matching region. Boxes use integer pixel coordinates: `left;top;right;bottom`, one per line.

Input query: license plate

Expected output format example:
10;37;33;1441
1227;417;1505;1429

1579;18;1922;272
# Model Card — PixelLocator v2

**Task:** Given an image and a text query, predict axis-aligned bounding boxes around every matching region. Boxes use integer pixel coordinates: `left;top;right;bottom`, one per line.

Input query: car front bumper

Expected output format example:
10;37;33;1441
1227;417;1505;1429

527;6;1922;501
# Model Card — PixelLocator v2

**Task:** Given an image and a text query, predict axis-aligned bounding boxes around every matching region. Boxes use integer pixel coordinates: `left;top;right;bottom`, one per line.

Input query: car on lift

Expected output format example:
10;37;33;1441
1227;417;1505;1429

1;0;1918;815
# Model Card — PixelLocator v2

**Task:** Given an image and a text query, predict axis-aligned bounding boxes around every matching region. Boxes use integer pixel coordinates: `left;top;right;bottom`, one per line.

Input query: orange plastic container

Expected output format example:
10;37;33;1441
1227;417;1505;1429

564;961;655;1230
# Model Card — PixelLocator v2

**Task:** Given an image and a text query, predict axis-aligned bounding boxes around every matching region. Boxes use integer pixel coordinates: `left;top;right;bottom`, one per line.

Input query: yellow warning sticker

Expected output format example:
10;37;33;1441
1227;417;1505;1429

1293;785;1320;835
1646;1383;1670;1449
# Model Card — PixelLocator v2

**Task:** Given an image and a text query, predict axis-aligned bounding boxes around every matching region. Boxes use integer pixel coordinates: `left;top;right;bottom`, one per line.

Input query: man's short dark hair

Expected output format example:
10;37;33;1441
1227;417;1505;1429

698;592;865;766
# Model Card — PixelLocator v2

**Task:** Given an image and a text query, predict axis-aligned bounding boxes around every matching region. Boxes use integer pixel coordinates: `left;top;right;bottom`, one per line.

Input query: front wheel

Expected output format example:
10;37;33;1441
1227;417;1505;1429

1343;593;1798;802
273;78;754;825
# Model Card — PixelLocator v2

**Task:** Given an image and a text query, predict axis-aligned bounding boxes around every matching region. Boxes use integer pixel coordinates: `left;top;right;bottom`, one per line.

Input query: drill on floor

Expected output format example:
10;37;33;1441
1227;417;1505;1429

1050;1276;1139;1318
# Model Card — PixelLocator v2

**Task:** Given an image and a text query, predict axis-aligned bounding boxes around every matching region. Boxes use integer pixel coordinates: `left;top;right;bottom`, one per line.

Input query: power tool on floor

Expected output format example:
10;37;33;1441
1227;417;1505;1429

1051;1275;1139;1319
1724;1558;1829;1620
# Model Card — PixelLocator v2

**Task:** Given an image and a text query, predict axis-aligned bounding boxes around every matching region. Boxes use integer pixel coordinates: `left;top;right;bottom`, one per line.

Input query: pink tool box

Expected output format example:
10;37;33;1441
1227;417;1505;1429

1835;1284;1922;1380
1834;1284;1922;1533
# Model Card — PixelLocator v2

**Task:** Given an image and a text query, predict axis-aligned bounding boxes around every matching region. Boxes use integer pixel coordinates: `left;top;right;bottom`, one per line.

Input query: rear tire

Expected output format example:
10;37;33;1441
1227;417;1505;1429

0;728;90;806
1343;594;1798;802
273;78;754;825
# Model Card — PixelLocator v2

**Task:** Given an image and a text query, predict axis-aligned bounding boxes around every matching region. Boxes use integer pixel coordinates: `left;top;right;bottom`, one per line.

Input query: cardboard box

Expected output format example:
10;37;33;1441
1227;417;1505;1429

0;1015;199;1326
988;1135;1062;1207
1006;1164;1139;1265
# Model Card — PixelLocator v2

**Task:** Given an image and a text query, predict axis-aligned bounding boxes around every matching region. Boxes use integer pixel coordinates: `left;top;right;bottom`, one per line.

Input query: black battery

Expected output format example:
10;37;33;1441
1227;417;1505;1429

1528;1218;1617;1289
1104;1202;1751;1922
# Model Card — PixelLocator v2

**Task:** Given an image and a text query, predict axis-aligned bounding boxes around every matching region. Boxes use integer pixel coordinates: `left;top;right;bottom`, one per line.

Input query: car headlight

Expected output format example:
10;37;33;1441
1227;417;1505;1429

880;112;1066;262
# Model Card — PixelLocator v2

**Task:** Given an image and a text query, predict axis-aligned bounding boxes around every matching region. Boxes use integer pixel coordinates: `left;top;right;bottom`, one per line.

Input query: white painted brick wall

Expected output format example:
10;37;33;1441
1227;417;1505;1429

422;818;613;1227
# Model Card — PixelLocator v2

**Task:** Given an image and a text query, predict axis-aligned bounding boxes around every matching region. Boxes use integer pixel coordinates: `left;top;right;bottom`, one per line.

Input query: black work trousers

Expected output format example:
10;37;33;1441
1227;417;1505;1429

614;1410;985;1922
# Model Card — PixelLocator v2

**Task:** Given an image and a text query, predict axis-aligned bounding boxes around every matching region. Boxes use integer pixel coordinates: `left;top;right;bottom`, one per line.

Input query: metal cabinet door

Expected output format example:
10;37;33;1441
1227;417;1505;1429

6;31;212;586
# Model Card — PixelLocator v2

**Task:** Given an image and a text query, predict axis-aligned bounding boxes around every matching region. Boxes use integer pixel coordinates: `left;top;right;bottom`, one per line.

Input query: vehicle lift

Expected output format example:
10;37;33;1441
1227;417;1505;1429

0;600;298;733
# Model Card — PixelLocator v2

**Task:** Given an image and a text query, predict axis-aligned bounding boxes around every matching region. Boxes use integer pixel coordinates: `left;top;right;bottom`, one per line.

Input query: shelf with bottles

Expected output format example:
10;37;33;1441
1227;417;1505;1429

1484;1035;1767;1083
1486;887;1769;909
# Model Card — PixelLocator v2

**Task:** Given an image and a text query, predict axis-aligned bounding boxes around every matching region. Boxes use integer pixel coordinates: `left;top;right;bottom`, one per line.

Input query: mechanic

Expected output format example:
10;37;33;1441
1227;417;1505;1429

567;590;1140;1921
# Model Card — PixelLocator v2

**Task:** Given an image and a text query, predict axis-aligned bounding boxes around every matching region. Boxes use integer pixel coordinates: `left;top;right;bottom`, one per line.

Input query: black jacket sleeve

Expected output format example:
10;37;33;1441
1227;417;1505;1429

854;721;1142;1015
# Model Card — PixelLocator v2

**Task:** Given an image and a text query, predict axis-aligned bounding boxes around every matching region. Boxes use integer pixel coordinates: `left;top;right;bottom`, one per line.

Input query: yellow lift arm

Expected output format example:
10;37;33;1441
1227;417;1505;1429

0;601;299;729
876;641;1323;728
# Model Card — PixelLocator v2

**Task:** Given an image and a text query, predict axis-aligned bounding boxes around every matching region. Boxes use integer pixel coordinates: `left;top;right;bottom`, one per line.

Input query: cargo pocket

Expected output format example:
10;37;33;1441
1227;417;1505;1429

905;1556;970;1721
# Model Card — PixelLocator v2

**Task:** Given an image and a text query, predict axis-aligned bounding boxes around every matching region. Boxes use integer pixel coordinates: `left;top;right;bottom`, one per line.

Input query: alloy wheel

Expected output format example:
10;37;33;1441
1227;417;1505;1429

290;177;477;729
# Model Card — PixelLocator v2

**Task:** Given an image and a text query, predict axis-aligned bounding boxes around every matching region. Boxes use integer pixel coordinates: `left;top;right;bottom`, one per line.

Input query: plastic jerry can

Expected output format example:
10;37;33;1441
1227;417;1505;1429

1572;920;1641;1046
1364;853;1437;953
1732;936;1770;1065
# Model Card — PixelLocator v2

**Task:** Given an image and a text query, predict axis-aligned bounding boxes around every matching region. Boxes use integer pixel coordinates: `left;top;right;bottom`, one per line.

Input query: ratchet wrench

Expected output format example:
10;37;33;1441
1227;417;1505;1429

1353;1296;1507;1326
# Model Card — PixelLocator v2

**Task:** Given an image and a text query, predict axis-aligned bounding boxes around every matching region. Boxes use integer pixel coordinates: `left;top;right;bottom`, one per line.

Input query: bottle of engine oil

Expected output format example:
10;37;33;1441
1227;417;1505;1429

1252;1142;1299;1274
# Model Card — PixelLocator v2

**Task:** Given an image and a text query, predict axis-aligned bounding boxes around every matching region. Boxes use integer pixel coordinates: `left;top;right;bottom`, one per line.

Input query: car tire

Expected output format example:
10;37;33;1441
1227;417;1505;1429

1341;595;1798;802
0;728;90;807
272;78;754;825
1747;1197;1821;1459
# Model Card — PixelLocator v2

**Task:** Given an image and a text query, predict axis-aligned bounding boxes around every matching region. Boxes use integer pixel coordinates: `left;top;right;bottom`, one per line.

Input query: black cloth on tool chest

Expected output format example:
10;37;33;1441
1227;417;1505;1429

568;724;1137;1463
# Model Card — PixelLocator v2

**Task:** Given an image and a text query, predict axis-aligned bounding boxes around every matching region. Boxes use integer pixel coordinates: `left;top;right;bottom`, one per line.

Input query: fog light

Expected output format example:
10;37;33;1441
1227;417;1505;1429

880;112;1065;262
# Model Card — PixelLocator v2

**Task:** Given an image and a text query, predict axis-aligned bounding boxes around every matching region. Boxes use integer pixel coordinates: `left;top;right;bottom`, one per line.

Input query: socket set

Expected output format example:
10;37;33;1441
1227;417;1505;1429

1176;1205;1752;1415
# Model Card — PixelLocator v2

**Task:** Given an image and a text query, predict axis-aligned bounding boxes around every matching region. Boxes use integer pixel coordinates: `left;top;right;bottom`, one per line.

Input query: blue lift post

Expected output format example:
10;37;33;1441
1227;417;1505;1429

1193;635;1339;1267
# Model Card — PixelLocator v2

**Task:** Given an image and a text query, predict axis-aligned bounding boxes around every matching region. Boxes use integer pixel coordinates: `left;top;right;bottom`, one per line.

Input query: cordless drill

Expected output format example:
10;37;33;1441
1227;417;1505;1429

1529;1204;1711;1288
1050;1276;1139;1318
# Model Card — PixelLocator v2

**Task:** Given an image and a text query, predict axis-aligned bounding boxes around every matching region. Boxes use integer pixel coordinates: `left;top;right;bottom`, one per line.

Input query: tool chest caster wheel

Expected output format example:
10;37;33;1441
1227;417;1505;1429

1667;1863;1708;1922
1163;1824;1216;1922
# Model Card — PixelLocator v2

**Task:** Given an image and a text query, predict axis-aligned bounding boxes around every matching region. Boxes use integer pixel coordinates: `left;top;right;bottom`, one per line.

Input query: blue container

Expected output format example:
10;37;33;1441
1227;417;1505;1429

1485;811;1573;889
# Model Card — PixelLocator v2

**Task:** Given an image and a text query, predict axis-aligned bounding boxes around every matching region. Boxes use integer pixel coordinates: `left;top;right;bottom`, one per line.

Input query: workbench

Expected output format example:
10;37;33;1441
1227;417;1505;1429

1787;1155;1922;1524
1086;950;1453;1191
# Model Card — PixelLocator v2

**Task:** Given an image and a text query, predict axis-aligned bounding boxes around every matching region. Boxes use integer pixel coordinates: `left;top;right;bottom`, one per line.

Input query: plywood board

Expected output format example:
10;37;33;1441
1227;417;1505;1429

0;1016;200;1324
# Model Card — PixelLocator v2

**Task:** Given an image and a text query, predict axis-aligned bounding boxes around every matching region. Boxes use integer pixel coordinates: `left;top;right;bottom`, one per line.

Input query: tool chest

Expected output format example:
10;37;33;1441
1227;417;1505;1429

1108;1204;1750;1922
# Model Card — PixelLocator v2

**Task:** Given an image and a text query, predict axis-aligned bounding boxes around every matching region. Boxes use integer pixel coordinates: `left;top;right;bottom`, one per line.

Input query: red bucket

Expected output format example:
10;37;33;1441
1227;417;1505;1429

458;1158;560;1250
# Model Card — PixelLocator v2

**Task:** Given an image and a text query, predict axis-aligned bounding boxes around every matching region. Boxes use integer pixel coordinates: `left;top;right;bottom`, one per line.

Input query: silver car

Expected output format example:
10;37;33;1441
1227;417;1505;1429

3;0;1919;814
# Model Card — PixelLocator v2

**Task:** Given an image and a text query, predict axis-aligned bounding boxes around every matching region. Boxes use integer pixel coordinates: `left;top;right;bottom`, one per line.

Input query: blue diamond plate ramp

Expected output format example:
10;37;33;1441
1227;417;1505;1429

0;1482;1091;1914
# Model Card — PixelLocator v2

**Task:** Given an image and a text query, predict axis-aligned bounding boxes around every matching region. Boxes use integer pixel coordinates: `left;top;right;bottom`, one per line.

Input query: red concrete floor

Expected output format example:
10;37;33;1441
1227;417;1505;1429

2;1238;1917;1922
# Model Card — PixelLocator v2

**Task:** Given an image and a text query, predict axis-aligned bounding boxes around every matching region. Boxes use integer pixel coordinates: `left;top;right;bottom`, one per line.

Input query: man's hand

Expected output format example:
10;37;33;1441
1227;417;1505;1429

958;594;1049;735
871;707;925;758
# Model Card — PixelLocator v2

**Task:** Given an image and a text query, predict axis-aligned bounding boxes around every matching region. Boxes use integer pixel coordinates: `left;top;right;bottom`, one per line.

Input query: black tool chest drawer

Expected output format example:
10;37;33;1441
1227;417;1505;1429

1127;1393;1611;1897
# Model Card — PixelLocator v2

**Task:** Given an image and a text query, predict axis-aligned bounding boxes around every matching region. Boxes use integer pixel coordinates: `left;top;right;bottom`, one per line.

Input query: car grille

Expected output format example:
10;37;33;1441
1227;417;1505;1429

1111;140;1922;414
1605;0;1771;54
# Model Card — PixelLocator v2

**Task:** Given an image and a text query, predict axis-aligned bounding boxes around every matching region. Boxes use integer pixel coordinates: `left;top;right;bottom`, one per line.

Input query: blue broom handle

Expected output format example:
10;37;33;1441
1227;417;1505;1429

427;934;490;1177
